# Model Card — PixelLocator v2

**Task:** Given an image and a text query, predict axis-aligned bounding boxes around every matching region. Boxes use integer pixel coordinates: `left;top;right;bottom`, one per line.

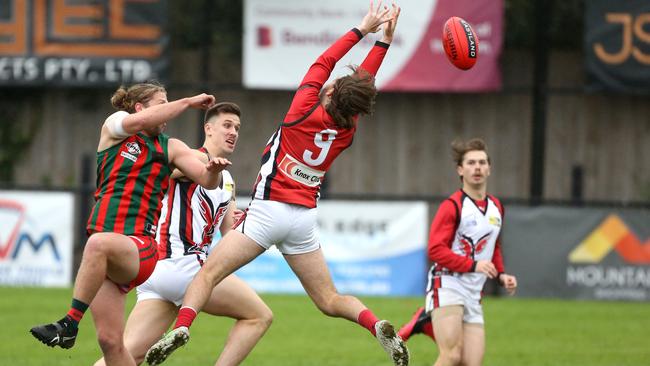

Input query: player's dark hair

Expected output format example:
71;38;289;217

204;102;241;123
451;138;490;166
326;66;377;129
111;81;166;113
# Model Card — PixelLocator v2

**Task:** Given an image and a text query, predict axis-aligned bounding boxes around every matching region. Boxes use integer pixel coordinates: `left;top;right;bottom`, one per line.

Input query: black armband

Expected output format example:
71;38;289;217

375;41;390;49
470;261;477;272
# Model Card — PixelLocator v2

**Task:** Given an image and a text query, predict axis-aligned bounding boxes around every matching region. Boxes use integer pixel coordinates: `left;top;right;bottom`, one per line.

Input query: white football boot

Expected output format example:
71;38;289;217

375;320;410;366
145;326;190;365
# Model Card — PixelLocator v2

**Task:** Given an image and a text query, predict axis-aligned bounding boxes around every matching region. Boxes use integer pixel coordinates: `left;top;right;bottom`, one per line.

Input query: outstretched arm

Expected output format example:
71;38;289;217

100;93;215;150
359;2;400;76
170;149;208;180
168;138;231;190
299;1;392;89
285;1;392;119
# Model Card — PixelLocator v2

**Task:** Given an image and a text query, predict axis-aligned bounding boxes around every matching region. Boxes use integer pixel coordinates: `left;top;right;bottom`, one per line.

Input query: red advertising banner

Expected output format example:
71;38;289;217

383;0;502;91
244;0;503;92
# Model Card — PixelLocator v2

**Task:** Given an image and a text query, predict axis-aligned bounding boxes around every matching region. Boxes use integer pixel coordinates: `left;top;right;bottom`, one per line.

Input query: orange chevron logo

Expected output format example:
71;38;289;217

568;215;650;264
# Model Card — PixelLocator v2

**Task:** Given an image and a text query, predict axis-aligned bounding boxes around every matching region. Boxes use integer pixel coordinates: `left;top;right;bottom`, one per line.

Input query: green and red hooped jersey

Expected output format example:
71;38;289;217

87;133;172;237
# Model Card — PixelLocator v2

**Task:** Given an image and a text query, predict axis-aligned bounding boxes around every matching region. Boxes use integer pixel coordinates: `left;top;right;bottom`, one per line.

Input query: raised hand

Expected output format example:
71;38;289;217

381;2;401;44
206;157;232;172
187;93;216;110
357;0;393;35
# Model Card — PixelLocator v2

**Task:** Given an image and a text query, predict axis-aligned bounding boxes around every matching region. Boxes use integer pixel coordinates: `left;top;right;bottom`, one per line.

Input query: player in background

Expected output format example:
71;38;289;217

145;2;409;366
399;138;517;366
30;82;230;366
94;102;272;366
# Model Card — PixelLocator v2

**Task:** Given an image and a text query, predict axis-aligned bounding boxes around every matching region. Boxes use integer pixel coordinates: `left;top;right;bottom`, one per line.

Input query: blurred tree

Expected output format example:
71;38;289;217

168;0;243;84
0;91;42;183
549;0;585;49
505;0;584;50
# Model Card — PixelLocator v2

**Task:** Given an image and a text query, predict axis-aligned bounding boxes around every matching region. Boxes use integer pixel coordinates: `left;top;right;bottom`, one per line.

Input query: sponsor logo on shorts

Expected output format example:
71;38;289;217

278;154;324;187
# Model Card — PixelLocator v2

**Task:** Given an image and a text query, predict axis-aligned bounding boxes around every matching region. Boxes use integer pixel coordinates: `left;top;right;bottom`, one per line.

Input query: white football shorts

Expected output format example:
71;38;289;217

236;199;320;255
426;285;484;324
136;255;202;306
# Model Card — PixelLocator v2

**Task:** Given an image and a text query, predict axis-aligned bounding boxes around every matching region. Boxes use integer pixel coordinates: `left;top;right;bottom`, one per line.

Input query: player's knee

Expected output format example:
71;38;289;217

440;346;463;366
200;262;226;287
96;330;125;356
257;305;273;330
131;352;146;365
84;234;111;257
314;293;342;317
124;339;146;364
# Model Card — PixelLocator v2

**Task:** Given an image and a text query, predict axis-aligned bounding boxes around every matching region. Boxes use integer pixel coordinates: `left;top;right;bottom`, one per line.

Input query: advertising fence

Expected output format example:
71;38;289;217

234;200;429;296
503;206;650;301
0;190;74;287
2;187;648;302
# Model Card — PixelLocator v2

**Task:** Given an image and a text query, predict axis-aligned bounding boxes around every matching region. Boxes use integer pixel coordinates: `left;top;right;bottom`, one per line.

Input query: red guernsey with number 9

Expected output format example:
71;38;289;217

253;28;391;209
442;16;479;70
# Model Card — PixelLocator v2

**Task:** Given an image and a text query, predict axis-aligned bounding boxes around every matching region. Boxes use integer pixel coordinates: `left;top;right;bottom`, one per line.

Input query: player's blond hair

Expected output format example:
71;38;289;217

111;81;166;113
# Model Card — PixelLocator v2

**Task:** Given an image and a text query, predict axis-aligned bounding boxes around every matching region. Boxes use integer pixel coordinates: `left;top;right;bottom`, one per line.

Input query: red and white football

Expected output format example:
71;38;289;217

442;16;479;70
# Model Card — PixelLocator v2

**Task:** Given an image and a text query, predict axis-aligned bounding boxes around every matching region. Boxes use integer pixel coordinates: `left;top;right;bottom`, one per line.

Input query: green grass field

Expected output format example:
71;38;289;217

2;287;649;365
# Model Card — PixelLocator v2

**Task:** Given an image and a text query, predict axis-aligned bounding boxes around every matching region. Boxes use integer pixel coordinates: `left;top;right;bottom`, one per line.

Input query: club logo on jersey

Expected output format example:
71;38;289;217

460;233;491;257
120;142;141;162
126;142;141;155
198;189;218;248
278;154;325;187
489;216;502;227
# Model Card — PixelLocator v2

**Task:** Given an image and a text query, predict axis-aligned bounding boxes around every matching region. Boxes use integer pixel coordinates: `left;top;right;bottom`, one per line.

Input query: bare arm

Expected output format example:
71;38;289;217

120;94;214;134
168;138;231;189
219;200;237;236
170;149;208;180
98;93;215;151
